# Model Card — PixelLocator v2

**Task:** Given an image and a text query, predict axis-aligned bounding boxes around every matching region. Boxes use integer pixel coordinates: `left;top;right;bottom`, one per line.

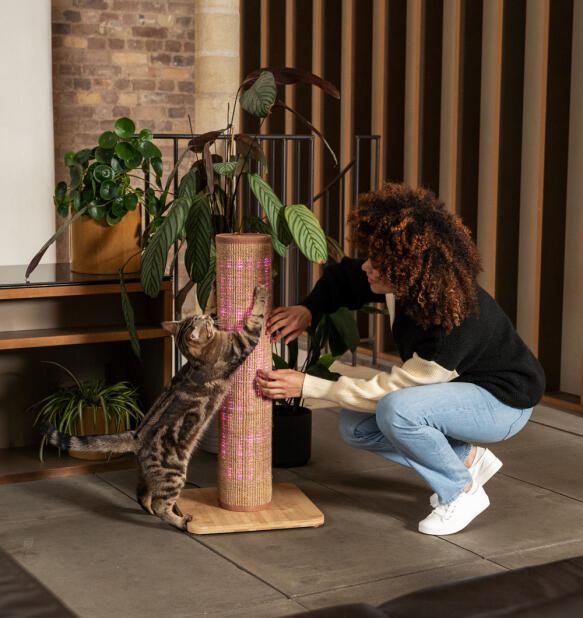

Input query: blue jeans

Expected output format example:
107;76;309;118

337;382;532;504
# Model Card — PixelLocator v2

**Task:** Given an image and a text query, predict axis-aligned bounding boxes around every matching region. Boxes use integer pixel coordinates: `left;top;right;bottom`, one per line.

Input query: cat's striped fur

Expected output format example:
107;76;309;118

40;285;268;530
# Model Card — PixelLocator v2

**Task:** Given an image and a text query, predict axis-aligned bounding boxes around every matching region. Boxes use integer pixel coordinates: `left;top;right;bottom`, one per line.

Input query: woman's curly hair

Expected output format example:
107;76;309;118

349;182;482;332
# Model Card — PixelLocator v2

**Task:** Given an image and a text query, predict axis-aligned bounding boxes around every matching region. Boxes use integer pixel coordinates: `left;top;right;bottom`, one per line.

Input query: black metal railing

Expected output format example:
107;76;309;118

150;133;381;369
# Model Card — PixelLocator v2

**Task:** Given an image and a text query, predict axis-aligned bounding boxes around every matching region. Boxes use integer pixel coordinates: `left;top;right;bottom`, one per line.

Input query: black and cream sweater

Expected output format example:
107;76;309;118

300;257;545;412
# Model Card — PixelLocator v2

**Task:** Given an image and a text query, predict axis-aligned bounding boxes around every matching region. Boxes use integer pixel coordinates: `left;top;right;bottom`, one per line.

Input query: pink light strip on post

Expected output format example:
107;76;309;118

215;234;273;511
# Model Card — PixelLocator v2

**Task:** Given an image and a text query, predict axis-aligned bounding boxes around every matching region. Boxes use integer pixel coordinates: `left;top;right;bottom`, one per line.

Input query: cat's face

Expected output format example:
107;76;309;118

162;315;217;353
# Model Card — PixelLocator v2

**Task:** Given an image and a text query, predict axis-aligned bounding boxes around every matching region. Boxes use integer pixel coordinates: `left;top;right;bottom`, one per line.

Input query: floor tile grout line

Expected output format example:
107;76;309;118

487;537;583;568
291;556;497;601
187;535;293;601
497;471;583;504
530;419;583;439
96;473;293;602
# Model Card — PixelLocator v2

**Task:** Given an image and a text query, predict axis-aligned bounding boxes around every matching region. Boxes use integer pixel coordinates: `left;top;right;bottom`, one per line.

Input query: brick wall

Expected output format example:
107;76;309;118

51;0;195;207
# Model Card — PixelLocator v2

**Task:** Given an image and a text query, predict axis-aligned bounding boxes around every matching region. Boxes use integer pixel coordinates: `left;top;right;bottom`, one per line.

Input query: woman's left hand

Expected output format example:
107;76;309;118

256;369;305;399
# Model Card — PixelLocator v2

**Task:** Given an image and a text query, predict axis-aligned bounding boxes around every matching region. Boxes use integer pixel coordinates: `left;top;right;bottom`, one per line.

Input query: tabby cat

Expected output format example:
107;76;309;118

40;284;268;530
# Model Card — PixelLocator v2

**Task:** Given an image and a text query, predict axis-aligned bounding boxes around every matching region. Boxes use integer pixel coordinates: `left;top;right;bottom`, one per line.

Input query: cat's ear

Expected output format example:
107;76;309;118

161;321;180;336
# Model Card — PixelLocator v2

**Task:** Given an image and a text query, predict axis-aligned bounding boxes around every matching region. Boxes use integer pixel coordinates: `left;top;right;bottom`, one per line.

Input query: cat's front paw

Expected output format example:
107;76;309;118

253;284;268;305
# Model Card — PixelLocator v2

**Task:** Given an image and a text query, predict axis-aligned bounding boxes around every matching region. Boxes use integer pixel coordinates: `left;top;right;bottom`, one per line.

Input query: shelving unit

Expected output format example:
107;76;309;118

0;264;173;484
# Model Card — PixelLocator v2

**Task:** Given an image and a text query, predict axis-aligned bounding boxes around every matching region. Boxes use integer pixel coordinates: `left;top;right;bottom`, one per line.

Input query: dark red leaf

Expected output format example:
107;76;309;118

203;142;215;194
188;129;225;153
191;155;222;191
25;251;44;280
234;134;268;168
243;67;340;99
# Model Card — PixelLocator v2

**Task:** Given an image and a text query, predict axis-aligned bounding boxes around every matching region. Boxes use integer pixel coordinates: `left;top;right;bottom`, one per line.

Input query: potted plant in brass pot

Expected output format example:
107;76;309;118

31;362;143;462
118;67;341;361
26;117;163;277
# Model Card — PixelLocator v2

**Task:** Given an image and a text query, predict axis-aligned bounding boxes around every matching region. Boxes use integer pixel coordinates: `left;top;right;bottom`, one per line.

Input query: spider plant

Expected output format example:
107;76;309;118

31;361;143;461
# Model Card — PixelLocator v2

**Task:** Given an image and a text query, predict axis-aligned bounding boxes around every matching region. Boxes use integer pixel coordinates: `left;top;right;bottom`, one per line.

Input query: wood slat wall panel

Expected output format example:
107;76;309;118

495;0;526;325
404;0;423;186
371;0;388;184
477;0;504;294
439;0;462;212
561;0;583;397
538;0;573;392
341;0;356;251
516;0;549;354
240;0;582;409
476;0;503;295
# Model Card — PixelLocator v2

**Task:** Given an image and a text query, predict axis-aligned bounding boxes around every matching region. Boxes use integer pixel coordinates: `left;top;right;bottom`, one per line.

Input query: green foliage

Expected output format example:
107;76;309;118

30;362;143;461
140;197;191;297
29;68;341;361
239;70;277;117
184;195;212;283
50;117;161;232
284;204;328;264
273;306;363;411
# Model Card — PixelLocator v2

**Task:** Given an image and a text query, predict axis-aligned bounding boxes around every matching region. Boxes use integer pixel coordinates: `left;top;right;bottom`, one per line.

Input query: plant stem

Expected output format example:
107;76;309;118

229;116;267;222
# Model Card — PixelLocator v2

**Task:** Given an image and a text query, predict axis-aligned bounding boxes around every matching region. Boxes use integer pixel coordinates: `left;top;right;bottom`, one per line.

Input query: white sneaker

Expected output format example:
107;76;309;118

419;484;490;535
429;447;502;507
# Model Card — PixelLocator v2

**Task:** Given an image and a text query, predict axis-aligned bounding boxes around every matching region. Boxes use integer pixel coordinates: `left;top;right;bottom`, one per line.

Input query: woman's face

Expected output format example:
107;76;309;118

362;259;393;294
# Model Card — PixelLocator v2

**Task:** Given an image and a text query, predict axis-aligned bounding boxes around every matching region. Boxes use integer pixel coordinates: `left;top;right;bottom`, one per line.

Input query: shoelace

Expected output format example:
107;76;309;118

435;497;463;521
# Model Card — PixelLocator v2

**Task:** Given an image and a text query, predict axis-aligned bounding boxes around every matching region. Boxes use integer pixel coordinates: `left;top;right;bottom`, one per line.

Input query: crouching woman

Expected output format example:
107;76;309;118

257;182;545;535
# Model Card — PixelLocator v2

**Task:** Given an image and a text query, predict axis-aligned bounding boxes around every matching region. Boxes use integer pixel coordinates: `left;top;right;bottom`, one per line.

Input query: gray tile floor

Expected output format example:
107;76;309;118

1;396;582;617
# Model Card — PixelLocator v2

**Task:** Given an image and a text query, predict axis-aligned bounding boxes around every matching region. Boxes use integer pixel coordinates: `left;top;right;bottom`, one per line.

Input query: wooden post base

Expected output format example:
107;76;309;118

176;483;325;535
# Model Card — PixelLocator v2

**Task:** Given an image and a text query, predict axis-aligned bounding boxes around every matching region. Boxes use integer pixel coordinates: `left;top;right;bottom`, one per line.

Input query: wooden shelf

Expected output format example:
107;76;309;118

0;264;173;483
0;326;168;350
0;447;136;485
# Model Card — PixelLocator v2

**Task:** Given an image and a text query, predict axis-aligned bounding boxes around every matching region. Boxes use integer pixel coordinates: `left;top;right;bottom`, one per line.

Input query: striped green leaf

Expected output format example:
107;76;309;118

284;204;328;264
213;161;238;177
196;243;216;312
185;195;212;283
140;197;190;297
247;173;287;257
120;274;141;359
239;71;277;118
178;167;199;201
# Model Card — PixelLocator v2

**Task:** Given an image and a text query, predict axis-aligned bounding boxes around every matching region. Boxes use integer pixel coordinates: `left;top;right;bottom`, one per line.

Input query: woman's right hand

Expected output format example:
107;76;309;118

267;305;312;344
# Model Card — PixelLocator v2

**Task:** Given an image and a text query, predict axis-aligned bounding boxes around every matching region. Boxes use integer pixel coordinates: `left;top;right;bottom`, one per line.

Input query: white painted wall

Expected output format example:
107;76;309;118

0;0;55;267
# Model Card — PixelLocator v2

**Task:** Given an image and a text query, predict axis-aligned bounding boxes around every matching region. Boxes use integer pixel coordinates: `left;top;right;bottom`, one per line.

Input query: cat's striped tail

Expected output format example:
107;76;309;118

38;421;138;454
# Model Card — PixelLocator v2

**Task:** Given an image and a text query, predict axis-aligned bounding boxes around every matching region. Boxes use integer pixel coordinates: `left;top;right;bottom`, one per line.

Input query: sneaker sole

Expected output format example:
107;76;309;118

419;494;490;535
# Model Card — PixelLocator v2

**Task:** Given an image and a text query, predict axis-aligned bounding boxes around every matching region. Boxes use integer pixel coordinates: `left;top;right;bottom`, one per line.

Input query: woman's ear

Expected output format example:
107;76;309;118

161;321;180;336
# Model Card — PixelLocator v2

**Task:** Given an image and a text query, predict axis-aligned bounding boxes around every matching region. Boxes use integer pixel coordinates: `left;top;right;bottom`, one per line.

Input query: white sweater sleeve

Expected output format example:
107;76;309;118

302;353;459;412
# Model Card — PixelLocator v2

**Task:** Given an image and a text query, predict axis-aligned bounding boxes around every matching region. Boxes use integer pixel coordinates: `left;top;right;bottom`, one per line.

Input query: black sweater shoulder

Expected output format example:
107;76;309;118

300;257;385;316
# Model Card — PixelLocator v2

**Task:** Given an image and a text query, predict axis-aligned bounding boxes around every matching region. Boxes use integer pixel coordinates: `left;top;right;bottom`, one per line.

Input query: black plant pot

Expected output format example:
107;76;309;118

272;405;312;467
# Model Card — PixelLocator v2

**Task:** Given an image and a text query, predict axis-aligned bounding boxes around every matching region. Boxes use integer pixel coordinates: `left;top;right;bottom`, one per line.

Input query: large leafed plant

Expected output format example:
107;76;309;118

124;67;345;356
27;67;363;363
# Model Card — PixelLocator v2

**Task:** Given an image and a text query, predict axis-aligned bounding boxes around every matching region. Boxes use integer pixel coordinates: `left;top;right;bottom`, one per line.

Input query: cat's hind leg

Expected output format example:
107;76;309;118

136;461;153;514
151;494;192;530
150;471;192;530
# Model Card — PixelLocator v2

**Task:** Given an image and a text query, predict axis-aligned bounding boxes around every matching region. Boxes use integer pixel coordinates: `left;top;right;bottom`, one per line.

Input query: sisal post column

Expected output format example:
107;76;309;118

215;234;272;511
177;235;324;533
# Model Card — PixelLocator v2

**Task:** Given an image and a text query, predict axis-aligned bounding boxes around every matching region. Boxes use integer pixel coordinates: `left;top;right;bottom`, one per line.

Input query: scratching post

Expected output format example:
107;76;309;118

215;233;272;511
177;233;324;534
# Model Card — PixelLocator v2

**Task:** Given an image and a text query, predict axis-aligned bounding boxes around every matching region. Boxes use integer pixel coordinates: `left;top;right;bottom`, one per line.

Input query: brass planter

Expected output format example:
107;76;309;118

69;406;126;461
70;209;141;274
